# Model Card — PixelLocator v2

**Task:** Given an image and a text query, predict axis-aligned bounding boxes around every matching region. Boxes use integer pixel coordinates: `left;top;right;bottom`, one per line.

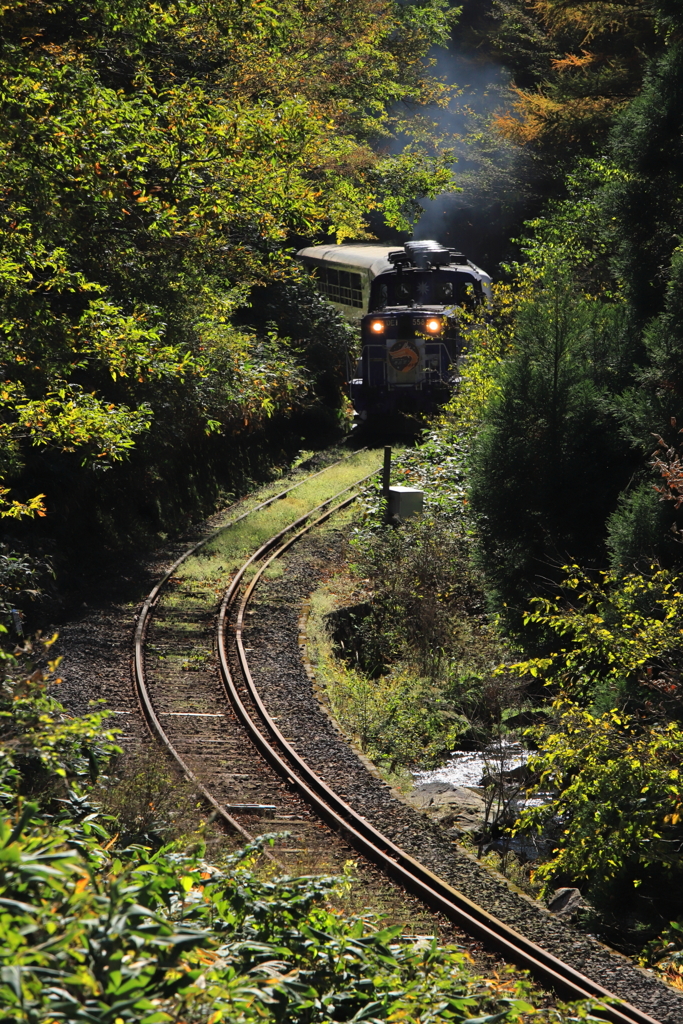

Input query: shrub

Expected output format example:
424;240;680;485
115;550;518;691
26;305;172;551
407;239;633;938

310;509;522;773
349;513;483;679
515;699;683;948
0;639;559;1024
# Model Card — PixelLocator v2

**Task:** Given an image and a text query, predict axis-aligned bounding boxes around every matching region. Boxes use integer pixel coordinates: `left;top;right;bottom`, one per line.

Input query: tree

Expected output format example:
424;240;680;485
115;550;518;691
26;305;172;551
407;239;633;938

605;37;683;319
0;0;457;574
517;699;683;948
505;565;683;945
490;0;662;163
468;256;636;622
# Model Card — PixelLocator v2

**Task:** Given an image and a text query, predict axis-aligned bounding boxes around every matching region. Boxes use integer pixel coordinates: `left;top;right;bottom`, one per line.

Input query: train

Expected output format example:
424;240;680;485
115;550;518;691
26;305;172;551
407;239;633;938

296;239;492;418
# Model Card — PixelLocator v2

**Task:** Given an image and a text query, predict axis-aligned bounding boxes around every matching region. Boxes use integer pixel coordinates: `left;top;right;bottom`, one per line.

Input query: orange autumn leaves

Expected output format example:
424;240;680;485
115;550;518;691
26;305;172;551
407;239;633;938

492;0;659;150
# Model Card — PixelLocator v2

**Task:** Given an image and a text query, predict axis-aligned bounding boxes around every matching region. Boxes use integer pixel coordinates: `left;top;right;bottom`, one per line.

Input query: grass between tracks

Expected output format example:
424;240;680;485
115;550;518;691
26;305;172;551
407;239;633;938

177;447;382;586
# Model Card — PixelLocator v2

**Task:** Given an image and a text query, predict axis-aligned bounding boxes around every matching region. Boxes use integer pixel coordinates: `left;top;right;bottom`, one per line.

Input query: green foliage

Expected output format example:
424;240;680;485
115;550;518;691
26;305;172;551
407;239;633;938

441;283;518;444
606;39;683;318
320;654;474;772
516;700;683;903
349;513;482;678
0;637;121;805
312;509;517;770
503;566;683;942
462;32;683;596
612;246;683;470
0;816;541;1024
605;482;672;573
448;39;683;599
505;563;683;709
0;546;52;624
237;275;356;413
0;0;457;576
0;643;555;1024
640;919;683;985
468;258;636;621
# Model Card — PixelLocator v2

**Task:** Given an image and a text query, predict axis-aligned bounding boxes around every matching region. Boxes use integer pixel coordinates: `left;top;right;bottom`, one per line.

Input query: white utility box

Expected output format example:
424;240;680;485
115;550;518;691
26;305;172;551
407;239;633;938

388;485;423;520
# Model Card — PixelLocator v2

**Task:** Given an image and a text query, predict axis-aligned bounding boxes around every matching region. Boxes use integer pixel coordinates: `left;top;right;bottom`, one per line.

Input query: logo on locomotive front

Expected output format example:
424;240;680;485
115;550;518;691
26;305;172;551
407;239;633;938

388;340;419;373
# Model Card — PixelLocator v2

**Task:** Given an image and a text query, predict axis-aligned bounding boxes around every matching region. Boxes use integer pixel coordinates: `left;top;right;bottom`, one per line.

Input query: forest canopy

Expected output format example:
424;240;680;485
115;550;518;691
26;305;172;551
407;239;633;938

0;0;455;581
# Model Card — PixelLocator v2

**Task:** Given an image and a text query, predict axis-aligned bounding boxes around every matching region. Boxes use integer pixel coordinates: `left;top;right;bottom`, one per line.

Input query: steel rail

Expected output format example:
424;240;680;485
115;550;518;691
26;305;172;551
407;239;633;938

132;449;369;843
216;495;663;1024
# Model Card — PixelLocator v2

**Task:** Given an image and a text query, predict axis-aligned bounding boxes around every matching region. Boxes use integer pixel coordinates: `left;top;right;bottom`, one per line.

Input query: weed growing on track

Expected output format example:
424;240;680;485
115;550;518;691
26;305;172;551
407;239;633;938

180;447;382;585
99;746;208;849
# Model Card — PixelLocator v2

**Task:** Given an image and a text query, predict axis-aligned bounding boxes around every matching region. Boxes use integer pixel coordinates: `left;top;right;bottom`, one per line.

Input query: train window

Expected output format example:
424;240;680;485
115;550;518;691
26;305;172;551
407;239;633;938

312;266;363;307
396;278;412;304
372;271;456;308
458;281;477;311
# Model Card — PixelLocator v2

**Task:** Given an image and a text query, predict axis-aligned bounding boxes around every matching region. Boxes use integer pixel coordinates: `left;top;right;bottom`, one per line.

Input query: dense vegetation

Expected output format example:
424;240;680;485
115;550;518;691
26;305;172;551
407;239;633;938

309;0;683;971
8;0;683;999
2;641;572;1023
0;0;455;610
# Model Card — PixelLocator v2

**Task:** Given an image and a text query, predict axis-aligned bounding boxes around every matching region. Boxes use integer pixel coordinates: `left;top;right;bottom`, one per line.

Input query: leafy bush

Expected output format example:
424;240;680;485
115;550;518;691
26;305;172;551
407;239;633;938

0;547;52;634
515;699;683;949
348;513;484;679
318;653;474;772
310;504;523;773
0;638;580;1024
506;563;683;714
641;920;683;989
1;814;548;1024
0;634;120;809
501;565;683;945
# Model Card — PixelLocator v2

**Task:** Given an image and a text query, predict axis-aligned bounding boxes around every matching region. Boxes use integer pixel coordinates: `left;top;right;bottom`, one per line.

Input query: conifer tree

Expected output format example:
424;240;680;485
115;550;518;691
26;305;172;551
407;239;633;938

469;268;634;620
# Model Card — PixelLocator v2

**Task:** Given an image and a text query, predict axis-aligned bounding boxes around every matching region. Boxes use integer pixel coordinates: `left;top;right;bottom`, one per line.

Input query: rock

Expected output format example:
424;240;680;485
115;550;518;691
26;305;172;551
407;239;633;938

439;809;484;834
407;782;486;830
506;763;531;783
480;764;530;788
547;887;588;918
410;782;485;811
413;781;458;796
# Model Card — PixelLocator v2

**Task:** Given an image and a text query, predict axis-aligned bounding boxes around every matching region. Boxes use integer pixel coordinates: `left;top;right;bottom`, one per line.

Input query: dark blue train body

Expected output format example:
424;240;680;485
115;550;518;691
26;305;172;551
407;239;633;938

296;240;491;418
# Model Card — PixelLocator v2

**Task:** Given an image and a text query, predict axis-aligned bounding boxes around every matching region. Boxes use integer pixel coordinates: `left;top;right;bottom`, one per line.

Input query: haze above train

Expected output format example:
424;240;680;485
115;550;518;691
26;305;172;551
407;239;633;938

296;240;492;418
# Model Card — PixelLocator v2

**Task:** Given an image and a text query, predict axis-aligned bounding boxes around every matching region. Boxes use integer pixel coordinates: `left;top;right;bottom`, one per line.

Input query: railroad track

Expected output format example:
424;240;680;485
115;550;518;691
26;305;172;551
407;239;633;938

133;451;673;1024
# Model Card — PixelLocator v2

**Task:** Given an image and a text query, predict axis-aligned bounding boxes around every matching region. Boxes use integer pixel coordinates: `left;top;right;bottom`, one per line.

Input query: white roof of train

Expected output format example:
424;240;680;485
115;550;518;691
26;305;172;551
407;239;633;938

296;243;491;285
296;244;395;279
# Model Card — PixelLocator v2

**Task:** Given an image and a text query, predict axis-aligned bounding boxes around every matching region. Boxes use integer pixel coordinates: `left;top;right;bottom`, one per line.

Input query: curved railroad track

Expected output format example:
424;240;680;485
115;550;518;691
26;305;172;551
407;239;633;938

133;451;680;1024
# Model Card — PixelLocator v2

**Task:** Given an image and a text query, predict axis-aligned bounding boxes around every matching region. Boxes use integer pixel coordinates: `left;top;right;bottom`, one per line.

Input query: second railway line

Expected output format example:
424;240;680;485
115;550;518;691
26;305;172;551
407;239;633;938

132;448;683;1024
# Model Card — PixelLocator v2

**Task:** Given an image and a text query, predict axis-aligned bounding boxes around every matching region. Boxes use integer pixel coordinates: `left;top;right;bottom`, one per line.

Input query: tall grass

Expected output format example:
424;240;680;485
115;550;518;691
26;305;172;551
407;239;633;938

179;448;381;584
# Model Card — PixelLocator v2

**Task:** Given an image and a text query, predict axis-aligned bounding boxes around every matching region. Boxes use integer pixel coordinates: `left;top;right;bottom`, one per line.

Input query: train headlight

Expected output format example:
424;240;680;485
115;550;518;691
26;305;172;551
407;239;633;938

370;320;384;333
426;318;442;333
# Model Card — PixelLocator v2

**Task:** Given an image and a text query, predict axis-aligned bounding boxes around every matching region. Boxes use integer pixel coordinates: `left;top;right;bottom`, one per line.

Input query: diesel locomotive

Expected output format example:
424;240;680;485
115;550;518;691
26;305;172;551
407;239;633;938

296;239;491;417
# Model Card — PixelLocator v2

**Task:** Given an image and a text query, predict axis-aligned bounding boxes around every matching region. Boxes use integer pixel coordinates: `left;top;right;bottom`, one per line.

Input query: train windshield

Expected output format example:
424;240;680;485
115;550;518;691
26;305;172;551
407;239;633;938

372;270;478;310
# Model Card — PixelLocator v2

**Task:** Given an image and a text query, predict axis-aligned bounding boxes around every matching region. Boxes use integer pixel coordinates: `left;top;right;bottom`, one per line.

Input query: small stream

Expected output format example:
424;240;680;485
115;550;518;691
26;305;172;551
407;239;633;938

411;743;554;859
413;741;529;789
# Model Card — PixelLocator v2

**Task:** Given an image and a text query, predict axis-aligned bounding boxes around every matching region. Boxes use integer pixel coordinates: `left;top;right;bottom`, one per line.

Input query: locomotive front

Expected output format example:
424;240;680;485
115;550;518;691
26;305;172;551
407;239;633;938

351;241;487;418
354;308;456;416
